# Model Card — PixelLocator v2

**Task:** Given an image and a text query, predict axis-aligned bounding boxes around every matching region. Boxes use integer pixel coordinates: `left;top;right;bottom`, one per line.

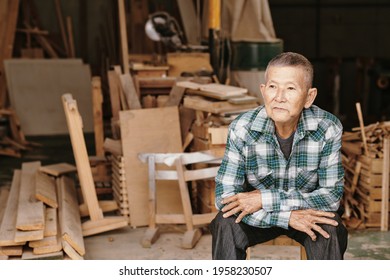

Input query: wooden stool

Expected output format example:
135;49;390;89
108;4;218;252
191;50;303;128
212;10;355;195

247;235;307;260
138;150;222;249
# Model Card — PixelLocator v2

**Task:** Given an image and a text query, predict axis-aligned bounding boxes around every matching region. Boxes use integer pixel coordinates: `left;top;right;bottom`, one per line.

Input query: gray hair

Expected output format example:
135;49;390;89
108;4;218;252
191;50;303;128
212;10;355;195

265;52;314;90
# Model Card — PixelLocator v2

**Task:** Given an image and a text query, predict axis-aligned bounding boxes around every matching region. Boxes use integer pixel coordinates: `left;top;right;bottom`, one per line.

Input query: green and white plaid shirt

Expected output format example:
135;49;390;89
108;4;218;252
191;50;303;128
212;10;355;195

215;105;344;229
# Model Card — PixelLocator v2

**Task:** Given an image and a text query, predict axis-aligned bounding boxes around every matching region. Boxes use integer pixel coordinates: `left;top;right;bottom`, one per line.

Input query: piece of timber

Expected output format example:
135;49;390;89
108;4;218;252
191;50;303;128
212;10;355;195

120;74;141;109
38;163;77;177
62;240;83;260
79;200;119;217
62;93;128;235
35;171;58;208
381;137;390;231
43;207;57;237
81;216;129;237
103;138;122;156
58;176;85;255
117;0;129;74
0;170;26;246
33;228;62;255
62;94;104;220
0;186;10;225
92;76;105;157
164;85;186;107
107;71;122;119
21;247;63;260
16;161;45;231
0;245;23;256
183;96;257;114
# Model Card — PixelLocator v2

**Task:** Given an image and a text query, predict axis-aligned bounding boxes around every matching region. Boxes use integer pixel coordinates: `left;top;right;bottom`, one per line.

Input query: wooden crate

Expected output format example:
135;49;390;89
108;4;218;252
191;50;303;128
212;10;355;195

357;156;389;227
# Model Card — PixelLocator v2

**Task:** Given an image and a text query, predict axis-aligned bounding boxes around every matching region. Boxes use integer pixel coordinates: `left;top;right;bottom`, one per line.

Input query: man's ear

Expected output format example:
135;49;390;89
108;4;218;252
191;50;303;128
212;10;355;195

259;84;265;99
304;88;317;108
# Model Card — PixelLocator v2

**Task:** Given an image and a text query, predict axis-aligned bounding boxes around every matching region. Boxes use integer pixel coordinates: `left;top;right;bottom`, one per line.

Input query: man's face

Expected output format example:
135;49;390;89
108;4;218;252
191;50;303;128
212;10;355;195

260;66;317;127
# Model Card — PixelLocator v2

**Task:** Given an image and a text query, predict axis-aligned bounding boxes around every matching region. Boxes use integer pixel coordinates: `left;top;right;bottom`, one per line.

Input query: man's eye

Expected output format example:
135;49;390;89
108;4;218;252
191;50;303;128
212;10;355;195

287;87;295;90
269;85;276;89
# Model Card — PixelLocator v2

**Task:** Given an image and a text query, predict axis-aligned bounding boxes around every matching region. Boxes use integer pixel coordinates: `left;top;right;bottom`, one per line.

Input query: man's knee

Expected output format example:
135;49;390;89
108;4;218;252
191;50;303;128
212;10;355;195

209;211;236;234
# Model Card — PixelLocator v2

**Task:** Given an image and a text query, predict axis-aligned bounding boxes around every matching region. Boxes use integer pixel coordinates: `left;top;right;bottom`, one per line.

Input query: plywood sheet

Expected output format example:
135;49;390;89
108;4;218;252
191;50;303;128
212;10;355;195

4;59;93;135
119;107;183;227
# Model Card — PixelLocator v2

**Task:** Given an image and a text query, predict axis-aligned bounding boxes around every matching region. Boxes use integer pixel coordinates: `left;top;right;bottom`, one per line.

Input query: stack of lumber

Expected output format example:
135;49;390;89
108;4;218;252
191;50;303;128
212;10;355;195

0;161;86;260
342;121;390;229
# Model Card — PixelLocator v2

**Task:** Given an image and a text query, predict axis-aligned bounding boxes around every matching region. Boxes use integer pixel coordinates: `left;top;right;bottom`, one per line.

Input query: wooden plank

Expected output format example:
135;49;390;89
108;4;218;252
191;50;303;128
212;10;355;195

66;16;75;57
79;200;119;217
118;0;129;74
176;0;198;44
119;107;183;226
183;95;257;114
164;85;185;107
0;171;31;246
0;245;22;256
59;175;85;256
167;52;212;77
16;162;45;231
381;137;390;231
92;76;105;157
21;247;63;260
54;0;70;57
62;240;83;260
35;171;58;208
0;0;20;107
33;226;62;255
62;94;104;221
107;70;122;119
43;207;57;237
39;163;77;177
356;102;370;157
103;138;122;156
0;186;10;225
120;74;142;109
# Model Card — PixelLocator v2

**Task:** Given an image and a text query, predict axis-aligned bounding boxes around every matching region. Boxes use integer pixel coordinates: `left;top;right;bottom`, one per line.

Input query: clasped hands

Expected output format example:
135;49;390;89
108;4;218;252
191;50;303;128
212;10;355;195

221;191;339;241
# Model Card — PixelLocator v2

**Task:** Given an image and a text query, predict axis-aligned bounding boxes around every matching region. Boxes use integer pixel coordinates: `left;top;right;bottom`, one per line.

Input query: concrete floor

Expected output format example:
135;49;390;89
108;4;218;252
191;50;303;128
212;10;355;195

81;224;390;260
1;134;390;260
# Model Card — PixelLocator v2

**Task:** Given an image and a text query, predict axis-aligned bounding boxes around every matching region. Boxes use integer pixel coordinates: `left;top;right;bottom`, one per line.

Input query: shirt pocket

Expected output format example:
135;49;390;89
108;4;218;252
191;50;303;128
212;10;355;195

247;170;275;189
295;167;318;192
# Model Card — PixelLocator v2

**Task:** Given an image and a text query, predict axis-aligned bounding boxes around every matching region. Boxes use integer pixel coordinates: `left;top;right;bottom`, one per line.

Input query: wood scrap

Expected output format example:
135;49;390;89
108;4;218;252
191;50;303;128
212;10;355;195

0;170;26;246
58;175;85;256
16;161;44;231
62;94;128;236
35;171;58;208
120;74;142;109
381;137;389;231
39;163;77;177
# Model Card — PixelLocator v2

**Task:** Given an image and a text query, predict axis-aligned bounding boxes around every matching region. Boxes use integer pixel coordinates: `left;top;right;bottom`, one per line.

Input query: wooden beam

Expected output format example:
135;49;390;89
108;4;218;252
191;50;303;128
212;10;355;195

58;176;85;256
120;74;141;109
16;162;45;231
39;163;77;177
66;16;75;57
62;94;128;236
0;170;26;246
381;137;390;231
92;76;105;157
118;0;129;74
54;0;70;57
355;102;370;157
35;171;58;208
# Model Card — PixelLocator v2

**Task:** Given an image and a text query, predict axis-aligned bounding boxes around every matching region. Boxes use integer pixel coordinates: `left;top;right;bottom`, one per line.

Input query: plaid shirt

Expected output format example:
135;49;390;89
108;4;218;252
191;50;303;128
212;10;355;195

215;105;344;229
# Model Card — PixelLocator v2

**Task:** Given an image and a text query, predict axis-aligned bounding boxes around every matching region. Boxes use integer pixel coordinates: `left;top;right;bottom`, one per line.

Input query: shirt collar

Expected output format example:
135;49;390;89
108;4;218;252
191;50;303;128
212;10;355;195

251;105;319;136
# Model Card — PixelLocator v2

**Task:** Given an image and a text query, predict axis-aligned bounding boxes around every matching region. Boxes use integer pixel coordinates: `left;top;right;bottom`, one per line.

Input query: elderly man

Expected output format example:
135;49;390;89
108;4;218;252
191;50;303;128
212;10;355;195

209;52;348;260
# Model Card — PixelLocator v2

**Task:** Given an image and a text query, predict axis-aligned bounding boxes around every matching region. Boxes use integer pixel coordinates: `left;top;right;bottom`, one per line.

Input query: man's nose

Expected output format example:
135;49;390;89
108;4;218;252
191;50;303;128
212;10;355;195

275;89;286;102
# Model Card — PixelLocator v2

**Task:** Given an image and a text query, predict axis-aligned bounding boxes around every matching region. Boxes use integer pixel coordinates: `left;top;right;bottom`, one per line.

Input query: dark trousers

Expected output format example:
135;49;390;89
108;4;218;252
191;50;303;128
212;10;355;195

209;211;348;260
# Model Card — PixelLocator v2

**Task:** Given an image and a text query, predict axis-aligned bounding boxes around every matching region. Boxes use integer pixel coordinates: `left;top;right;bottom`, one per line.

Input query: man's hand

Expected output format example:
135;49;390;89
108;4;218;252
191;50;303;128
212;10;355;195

221;190;262;223
289;209;338;241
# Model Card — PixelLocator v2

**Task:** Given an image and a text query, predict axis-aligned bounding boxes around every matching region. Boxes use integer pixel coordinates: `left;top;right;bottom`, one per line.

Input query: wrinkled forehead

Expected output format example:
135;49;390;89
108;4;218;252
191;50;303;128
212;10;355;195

265;65;312;89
